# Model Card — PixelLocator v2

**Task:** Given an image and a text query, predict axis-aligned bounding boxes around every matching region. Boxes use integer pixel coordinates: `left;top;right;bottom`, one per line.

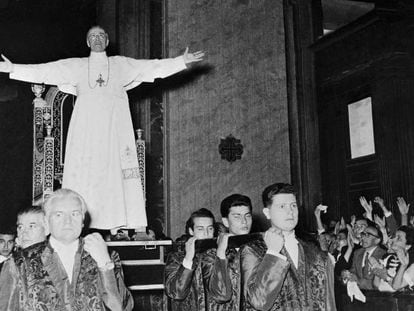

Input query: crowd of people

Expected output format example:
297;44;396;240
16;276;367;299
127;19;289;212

162;189;414;311
314;195;414;308
1;185;413;310
164;183;335;311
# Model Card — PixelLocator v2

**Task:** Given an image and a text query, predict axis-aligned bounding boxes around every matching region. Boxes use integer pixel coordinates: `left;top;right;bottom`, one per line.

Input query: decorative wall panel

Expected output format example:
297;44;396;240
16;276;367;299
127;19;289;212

166;0;290;238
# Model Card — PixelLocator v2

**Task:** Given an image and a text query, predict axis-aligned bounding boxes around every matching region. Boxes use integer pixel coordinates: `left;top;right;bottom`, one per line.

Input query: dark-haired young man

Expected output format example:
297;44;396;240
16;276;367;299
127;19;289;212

15;206;47;249
206;194;253;310
0;207;46;276
0;228;15;272
165;208;229;311
241;183;336;311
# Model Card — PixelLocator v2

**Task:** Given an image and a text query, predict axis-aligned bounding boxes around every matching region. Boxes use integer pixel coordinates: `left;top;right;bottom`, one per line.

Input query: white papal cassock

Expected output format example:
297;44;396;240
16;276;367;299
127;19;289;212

11;52;187;230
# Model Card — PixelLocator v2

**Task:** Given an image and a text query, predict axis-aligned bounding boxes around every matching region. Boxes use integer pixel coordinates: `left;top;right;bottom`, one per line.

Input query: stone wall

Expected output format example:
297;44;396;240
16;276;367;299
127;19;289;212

166;0;290;238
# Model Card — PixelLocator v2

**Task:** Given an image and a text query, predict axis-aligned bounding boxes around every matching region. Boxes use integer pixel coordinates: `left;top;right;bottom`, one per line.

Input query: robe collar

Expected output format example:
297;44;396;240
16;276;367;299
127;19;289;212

89;51;108;61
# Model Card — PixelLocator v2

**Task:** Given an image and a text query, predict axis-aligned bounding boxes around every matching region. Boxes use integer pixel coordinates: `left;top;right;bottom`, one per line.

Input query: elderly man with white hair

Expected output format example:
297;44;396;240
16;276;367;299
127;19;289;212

0;188;133;311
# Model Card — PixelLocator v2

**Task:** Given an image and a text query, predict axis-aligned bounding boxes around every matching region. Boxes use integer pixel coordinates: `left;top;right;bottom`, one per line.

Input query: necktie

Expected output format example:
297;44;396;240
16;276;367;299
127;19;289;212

362;252;370;275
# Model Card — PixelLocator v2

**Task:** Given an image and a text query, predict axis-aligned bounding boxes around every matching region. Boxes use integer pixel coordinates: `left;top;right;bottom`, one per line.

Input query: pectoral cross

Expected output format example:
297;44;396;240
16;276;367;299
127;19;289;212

96;74;105;87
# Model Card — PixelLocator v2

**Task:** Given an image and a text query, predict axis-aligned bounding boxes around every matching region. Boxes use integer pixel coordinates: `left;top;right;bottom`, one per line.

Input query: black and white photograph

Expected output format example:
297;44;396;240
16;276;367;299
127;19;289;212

0;0;413;310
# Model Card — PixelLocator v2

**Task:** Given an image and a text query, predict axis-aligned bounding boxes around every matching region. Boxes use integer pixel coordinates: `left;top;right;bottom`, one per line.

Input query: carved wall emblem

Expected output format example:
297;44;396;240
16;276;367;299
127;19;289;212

219;134;243;163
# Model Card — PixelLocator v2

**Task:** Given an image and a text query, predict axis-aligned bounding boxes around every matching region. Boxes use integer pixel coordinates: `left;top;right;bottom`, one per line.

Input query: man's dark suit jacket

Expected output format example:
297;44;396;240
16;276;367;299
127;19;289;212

350;246;386;290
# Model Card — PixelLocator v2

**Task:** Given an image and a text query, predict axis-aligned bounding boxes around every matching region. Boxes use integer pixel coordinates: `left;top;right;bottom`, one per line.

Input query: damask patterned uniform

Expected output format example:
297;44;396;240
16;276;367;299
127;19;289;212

9;53;187;230
164;247;230;311
204;247;242;311
241;237;336;311
0;239;133;311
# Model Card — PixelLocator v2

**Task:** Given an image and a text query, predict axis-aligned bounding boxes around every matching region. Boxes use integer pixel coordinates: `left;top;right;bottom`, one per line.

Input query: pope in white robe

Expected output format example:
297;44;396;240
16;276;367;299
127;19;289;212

0;26;205;233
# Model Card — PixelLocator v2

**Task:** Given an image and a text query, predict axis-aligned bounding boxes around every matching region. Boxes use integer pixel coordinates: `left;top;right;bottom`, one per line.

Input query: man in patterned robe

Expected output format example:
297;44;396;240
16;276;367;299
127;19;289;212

15;206;47;250
0;189;133;311
0;26;204;235
206;193;254;311
241;183;336;311
164;208;229;311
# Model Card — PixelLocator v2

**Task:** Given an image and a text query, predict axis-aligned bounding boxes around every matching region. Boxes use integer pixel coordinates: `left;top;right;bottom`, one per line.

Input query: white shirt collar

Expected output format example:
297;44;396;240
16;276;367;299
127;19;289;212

0;254;9;263
89;51;108;61
283;231;299;269
49;236;79;254
366;246;377;257
283;231;298;245
49;237;79;283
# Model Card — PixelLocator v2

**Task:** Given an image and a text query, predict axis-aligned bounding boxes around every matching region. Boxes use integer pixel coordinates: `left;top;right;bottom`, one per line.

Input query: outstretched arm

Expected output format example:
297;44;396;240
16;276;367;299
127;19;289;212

0;54;13;73
183;47;205;65
359;196;373;221
397;197;410;226
314;204;327;234
122;47;205;89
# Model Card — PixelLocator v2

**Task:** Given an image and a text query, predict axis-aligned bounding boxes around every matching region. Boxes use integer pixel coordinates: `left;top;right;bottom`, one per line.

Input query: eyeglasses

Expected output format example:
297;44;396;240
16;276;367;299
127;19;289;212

88;33;106;40
360;231;379;238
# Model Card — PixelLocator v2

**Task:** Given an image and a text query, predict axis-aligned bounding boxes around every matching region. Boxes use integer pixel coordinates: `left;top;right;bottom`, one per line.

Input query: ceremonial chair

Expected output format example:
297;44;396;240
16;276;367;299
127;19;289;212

30;84;146;204
30;84;170;311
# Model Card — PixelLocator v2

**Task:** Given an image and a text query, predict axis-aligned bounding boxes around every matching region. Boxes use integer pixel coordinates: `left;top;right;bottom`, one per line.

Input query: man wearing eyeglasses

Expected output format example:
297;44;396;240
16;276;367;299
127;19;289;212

342;223;386;290
0;26;204;239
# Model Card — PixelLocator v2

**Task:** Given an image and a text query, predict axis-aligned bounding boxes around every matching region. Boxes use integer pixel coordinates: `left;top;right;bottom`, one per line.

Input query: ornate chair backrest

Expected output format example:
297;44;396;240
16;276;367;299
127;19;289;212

32;85;145;205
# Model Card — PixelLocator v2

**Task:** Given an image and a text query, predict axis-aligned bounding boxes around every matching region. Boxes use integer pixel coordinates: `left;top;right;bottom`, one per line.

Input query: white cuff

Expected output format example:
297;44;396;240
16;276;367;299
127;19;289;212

182;258;193;270
404;270;414;287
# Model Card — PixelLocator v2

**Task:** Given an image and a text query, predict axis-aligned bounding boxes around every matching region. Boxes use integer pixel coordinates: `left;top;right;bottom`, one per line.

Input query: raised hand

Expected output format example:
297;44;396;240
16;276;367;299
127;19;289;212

334;221;341;235
84;233;111;267
314;204;328;216
341;270;357;284
216;233;231;259
184;236;197;262
359;196;373;220
374;196;388;211
410;215;414;227
183;47;205;64
346;224;357;246
397;197;410;215
264;227;284;254
350;215;356;227
373;196;384;206
0;54;13;73
373;214;386;229
395;248;410;267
